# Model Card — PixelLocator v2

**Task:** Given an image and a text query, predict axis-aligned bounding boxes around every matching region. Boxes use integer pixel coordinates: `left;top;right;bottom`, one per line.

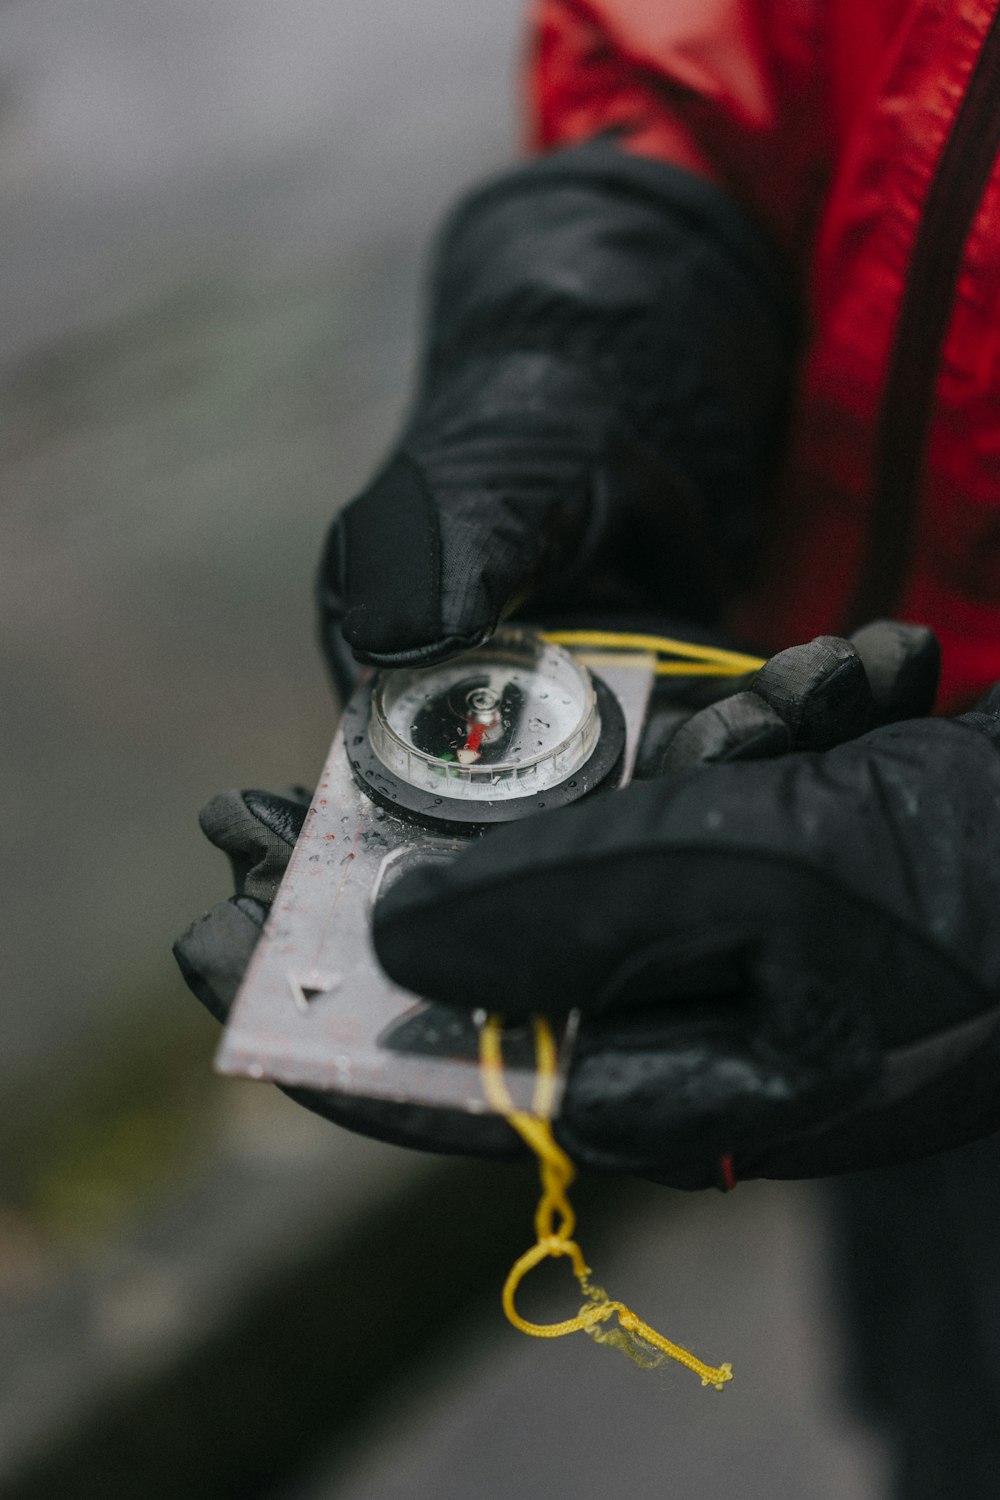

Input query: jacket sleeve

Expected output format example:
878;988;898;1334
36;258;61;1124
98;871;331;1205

527;0;829;263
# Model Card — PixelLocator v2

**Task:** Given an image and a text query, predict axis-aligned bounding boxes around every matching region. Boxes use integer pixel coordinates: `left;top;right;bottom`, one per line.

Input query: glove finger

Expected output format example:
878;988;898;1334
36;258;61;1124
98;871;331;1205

371;776;775;1020
281;1083;520;1160
198;788;310;903
848;619;941;725
372;774;776;1021
559;967;877;1182
319;455;515;670
373;738;993;1029
173;895;267;1024
319;456;484;668
751;635;873;750
559;1001;759;1187
660;634;878;775
319;403;598;673
659;691;790;773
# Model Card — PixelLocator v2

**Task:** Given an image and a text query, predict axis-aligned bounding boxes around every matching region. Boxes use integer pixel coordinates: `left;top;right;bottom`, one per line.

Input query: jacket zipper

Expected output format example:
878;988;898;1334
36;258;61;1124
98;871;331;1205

846;4;1000;629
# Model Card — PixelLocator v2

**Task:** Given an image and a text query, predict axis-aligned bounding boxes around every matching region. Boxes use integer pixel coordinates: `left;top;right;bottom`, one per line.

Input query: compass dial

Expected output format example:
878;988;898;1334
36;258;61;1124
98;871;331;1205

368;629;600;803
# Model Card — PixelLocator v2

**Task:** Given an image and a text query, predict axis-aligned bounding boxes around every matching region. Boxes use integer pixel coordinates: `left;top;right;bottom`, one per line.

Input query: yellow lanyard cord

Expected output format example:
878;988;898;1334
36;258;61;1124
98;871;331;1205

473;630;753;1385
480;1015;733;1390
541;628;765;677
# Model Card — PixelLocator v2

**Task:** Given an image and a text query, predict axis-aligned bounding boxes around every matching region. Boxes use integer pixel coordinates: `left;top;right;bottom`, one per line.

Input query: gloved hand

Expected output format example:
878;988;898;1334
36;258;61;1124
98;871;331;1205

316;141;794;697
175;621;949;1184
376;645;1000;1190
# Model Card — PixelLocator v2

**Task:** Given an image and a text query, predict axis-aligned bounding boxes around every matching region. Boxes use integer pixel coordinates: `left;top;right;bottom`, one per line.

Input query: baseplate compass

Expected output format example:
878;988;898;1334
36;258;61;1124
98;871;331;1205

216;627;655;1115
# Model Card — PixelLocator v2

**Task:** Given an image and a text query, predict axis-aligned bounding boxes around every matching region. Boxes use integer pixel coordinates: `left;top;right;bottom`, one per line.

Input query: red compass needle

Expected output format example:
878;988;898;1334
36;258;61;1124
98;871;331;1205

457;719;487;765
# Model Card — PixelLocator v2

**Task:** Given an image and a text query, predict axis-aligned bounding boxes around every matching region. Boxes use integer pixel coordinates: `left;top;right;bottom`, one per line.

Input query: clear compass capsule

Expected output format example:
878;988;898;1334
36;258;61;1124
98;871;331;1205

368;628;601;802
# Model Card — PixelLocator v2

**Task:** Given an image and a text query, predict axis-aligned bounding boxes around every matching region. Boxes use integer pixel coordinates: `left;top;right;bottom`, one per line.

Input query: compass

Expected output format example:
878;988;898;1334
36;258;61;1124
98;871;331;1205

345;627;626;827
218;626;654;1113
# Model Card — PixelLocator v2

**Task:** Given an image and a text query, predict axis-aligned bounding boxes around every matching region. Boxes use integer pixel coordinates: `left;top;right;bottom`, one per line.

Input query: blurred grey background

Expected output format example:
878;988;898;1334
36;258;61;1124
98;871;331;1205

0;2;887;1495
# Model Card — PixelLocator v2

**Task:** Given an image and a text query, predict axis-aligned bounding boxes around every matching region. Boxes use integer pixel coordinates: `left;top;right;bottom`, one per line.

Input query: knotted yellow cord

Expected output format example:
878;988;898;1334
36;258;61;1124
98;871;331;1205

480;1015;734;1389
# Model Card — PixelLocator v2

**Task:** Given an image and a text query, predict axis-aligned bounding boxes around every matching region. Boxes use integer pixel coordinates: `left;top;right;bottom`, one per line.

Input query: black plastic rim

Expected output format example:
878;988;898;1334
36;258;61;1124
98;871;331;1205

343;671;625;831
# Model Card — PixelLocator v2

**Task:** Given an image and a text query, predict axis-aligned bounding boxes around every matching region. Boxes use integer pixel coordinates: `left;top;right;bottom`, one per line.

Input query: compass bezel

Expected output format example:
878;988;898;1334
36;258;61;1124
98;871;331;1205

344;667;625;830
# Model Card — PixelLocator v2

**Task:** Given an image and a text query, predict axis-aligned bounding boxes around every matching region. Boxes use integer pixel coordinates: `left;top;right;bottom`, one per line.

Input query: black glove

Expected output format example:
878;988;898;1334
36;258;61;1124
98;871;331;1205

317;141;794;696
375;638;1000;1189
175;622;943;1182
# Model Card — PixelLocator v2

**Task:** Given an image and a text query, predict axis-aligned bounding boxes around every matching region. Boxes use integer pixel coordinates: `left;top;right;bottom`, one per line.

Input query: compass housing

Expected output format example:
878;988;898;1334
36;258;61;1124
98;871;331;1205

346;627;625;829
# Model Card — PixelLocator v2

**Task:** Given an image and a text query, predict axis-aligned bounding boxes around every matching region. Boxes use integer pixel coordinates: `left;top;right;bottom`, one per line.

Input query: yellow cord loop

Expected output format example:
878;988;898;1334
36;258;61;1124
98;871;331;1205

480;1015;733;1391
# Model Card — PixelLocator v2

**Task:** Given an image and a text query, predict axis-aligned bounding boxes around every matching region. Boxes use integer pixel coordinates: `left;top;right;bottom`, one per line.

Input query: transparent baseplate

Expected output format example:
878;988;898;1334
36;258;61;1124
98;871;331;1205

215;651;654;1117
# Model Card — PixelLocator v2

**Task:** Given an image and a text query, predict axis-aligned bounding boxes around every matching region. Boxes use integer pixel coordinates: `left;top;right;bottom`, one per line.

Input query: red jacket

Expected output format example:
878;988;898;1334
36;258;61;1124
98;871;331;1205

529;0;1000;709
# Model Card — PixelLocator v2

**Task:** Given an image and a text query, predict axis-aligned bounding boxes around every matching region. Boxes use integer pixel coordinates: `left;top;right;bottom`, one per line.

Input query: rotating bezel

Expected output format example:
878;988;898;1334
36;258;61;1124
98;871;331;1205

344;670;625;830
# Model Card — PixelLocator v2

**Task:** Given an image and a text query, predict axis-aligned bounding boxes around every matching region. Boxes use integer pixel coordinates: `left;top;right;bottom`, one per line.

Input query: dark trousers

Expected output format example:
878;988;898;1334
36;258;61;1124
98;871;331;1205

831;1135;1000;1500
